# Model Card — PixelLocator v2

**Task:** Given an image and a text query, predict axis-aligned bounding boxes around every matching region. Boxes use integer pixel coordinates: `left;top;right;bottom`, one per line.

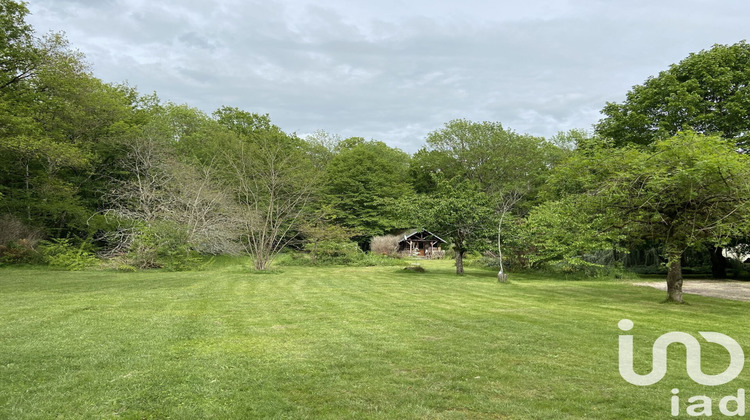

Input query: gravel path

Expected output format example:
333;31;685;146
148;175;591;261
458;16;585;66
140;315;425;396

633;280;750;302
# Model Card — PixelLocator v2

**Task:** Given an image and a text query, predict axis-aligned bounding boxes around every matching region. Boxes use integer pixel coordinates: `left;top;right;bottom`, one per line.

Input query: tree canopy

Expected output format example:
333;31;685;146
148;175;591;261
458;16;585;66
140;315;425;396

597;41;750;149
538;132;750;301
410;178;496;275
2;0;749;292
322;139;412;245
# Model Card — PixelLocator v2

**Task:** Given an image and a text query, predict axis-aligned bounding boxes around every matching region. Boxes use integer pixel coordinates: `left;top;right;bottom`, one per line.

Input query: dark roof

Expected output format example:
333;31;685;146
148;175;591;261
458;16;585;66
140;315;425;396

398;229;446;244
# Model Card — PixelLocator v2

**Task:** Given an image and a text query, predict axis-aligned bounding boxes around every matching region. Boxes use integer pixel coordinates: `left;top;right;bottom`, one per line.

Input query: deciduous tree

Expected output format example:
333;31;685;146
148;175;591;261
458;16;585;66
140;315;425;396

415;179;495;275
322;138;412;245
542;132;750;302
412;119;557;276
597;41;750;150
217;108;320;270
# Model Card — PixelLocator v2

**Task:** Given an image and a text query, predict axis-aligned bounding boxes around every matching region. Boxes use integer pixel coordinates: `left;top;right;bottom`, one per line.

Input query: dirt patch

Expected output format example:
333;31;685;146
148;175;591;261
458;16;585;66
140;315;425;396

633;280;750;302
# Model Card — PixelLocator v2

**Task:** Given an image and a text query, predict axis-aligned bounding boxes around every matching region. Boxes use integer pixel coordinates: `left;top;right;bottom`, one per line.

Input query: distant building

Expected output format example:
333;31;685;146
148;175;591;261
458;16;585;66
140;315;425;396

397;229;446;259
723;245;750;264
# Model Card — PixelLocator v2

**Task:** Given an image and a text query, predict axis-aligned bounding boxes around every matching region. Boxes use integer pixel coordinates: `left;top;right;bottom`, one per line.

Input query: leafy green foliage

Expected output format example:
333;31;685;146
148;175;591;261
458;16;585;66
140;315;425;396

512;198;624;271
322;139;412;243
39;238;98;271
124;223;204;271
582;133;750;252
537;132;750;299
302;240;362;264
407;178;496;274
0;0;36;91
412;119;563;275
597;41;750;149
0;239;41;264
0;4;137;238
411;118;558;219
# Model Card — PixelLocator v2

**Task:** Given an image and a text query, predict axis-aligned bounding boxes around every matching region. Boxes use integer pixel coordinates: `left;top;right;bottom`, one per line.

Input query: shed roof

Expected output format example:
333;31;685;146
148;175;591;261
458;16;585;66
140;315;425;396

398;229;446;244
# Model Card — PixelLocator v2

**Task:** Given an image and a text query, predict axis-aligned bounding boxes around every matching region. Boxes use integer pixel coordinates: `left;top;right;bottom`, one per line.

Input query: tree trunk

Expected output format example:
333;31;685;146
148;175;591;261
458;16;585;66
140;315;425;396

665;251;684;303
709;246;727;279
455;249;464;275
497;214;507;281
24;160;31;221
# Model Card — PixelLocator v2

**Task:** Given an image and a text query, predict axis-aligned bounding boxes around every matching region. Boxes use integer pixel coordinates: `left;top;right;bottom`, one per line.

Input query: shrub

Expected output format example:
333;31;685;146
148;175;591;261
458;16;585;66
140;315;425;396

116;264;137;272
370;235;400;256
39;238;99;271
0;240;44;265
0;214;44;248
0;214;45;265
356;253;409;267
466;254;503;270
443;248;456;259
118;223;205;271
161;246;207;271
728;258;750;279
279;241;408;267
303;240;364;265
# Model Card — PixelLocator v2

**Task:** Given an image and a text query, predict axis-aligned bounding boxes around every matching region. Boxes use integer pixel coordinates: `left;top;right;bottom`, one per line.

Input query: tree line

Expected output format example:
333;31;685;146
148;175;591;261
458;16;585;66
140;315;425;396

2;0;750;302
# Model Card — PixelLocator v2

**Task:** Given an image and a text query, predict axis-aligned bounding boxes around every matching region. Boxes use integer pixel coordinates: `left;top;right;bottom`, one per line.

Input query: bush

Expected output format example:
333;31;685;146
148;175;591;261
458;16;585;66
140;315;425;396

0;214;44;248
370;235;400;256
466;254;503;270
0;214;45;265
302;239;360;264
278;241;408;267
0;240;44;265
728;258;750;279
443;248;456;259
39;238;99;271
356;253;408;267
119;223;206;271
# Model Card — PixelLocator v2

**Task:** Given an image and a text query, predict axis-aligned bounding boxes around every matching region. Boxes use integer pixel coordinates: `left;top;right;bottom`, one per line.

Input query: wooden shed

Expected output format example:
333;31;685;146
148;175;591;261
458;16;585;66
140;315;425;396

398;229;447;258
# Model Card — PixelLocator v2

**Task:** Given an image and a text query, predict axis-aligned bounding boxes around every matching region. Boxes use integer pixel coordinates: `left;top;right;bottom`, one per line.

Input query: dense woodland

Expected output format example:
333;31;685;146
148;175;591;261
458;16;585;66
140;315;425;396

2;1;750;302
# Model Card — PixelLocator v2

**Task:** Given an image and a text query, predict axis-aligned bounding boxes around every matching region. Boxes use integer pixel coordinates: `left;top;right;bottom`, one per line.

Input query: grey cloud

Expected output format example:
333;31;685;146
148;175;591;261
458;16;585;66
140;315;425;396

178;32;217;50
25;0;750;153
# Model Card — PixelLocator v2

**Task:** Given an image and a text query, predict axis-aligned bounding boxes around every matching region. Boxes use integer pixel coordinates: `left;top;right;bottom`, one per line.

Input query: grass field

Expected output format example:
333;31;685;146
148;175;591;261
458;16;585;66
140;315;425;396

1;259;748;419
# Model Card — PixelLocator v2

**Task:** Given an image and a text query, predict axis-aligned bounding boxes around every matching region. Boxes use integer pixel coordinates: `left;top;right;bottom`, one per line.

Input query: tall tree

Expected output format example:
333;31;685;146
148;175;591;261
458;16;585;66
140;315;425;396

596;41;750;277
414;179;495;275
216;108;320;270
0;0;36;91
322;138;412;245
103;106;240;262
412;119;557;276
596;41;750;150
542;132;750;302
0;1;135;238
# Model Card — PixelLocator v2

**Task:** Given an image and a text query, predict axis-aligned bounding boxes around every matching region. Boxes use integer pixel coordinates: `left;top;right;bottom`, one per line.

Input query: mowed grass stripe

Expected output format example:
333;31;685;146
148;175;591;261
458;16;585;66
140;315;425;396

1;260;748;419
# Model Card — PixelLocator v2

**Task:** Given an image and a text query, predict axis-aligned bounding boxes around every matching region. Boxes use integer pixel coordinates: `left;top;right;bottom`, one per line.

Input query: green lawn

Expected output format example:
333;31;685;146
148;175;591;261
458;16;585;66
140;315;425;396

1;259;748;419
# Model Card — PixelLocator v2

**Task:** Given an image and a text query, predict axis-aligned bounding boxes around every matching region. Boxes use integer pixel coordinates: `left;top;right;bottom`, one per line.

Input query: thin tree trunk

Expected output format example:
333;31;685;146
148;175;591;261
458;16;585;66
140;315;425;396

497;211;508;282
665;251;684;303
25;161;31;221
497;215;505;273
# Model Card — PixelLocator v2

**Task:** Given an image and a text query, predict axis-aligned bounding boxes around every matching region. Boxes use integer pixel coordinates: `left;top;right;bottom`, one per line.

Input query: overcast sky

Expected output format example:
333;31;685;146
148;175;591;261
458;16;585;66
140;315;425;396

25;0;750;153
